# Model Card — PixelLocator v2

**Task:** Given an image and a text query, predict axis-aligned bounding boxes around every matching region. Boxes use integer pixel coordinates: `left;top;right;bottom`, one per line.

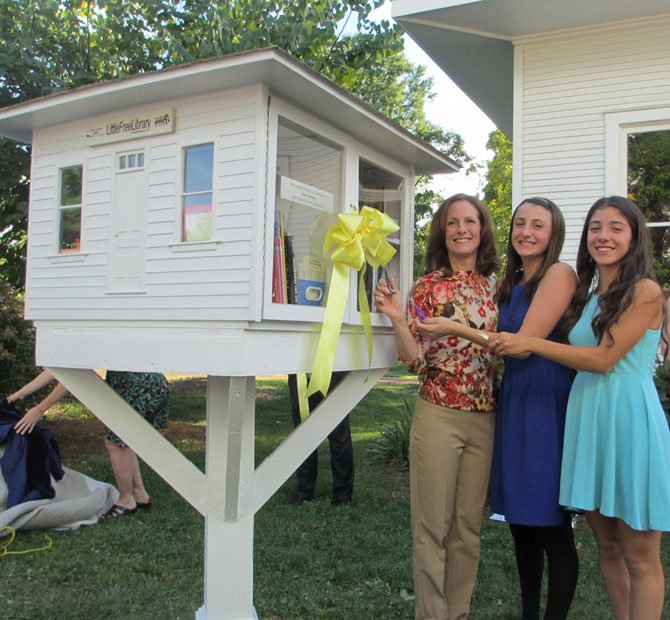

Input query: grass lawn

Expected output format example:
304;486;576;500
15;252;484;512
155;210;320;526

2;372;669;619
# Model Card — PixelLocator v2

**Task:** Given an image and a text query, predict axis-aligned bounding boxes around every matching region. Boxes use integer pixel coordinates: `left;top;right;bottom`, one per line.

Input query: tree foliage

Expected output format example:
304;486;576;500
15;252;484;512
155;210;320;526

0;0;467;290
0;282;35;396
482;129;513;260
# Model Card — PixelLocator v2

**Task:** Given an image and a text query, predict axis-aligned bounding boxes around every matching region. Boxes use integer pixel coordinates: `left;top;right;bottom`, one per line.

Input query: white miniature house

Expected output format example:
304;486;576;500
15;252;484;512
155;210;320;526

392;0;670;262
0;48;456;619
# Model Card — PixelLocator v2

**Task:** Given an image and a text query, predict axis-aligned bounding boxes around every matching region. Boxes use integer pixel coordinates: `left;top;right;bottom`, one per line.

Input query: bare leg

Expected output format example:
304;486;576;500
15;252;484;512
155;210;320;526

586;510;630;620
129;452;150;504
104;438;139;510
617;520;664;620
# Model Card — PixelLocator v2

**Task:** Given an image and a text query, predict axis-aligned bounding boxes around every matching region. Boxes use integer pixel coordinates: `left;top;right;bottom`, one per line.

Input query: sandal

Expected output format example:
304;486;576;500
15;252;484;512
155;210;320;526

103;504;137;519
136;499;152;511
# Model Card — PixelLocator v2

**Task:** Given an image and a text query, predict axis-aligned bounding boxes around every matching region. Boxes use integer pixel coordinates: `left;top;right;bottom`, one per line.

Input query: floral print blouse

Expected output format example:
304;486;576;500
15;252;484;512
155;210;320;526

407;269;498;413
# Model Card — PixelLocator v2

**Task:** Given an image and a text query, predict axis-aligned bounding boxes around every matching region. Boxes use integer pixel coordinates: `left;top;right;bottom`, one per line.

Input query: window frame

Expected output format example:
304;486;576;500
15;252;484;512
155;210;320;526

605;107;670;264
263;96;411;325
57;164;83;254
180;142;215;243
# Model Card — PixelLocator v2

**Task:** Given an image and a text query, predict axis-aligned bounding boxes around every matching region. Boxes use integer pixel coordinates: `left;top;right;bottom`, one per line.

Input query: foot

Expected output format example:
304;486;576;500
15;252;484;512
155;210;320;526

332;498;351;507
285;495;313;506
135;495;151;510
103;504;137;519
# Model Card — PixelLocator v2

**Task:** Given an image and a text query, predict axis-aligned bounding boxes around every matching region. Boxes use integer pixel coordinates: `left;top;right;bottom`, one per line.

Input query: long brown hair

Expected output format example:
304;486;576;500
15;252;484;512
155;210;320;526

425;193;498;277
561;196;654;344
498;197;566;307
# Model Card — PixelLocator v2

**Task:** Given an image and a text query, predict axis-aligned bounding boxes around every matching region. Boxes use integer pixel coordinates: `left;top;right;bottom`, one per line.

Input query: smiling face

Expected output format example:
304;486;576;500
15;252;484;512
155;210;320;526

511;202;553;262
587;206;633;270
444;199;481;270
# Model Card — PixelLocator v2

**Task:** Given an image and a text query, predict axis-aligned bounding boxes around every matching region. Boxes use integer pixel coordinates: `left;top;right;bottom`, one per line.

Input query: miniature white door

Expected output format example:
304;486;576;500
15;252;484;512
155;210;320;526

108;150;147;292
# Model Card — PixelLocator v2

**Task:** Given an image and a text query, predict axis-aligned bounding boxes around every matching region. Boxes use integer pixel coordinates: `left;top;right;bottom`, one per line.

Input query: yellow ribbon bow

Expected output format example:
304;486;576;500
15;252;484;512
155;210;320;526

306;206;399;398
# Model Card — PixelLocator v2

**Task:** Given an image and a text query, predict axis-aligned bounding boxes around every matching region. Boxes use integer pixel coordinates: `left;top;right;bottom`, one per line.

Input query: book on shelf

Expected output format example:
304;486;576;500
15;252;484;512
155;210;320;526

284;234;297;305
272;211;286;303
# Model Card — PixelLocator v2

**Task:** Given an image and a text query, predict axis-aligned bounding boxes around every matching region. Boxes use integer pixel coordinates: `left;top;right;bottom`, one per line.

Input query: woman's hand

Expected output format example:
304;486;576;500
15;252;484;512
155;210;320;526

417;316;461;338
14;407;44;435
6;388;27;404
374;278;405;324
490;332;533;358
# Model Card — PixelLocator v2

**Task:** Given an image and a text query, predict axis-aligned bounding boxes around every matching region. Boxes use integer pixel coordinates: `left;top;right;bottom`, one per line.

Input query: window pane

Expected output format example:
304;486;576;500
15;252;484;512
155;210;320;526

60;166;82;206
184;144;214;193
274;118;342;305
138;152;145;167
128;153;137;168
182;193;212;241
627;129;670;284
358;159;402;312
59;207;81;252
119;155;126;169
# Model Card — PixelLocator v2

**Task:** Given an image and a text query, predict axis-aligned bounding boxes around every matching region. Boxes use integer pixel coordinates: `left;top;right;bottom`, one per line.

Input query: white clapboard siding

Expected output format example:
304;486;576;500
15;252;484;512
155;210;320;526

517;16;670;263
25;86;264;322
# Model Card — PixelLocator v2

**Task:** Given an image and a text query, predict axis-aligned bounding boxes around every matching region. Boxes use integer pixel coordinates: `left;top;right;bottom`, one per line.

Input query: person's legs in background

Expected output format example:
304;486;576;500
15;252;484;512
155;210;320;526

287;371;353;505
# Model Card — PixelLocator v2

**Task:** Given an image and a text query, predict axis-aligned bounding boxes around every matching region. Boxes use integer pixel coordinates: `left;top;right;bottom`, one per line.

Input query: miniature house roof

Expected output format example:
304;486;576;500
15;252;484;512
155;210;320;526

0;47;457;176
392;0;670;137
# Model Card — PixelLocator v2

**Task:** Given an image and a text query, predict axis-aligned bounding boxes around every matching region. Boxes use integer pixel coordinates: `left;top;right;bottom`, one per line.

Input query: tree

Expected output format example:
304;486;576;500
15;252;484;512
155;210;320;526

482;129;513;260
0;282;35;396
0;0;468;290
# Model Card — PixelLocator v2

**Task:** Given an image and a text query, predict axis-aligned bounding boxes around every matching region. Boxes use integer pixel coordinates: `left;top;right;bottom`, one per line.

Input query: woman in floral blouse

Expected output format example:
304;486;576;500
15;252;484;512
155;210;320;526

375;193;498;620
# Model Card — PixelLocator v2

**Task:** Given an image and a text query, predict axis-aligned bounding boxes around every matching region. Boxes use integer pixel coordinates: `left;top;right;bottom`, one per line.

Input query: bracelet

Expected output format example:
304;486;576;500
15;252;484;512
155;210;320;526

478;331;490;342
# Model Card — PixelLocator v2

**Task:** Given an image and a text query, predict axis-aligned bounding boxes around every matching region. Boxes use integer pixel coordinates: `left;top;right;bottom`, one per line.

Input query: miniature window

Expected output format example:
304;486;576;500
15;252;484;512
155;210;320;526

358;159;402;312
272;117;342;305
58;165;82;253
117;150;145;170
181;143;214;242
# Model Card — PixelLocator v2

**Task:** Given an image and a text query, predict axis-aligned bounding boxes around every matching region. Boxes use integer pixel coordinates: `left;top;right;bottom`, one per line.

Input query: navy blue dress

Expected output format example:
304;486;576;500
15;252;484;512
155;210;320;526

490;283;574;526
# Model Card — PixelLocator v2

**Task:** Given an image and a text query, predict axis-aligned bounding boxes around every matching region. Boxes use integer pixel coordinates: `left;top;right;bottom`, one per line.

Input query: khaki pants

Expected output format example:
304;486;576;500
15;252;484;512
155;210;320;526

410;398;495;620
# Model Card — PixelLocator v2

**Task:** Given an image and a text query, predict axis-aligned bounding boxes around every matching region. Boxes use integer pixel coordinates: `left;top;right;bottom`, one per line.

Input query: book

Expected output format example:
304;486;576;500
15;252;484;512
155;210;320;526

284;234;297;305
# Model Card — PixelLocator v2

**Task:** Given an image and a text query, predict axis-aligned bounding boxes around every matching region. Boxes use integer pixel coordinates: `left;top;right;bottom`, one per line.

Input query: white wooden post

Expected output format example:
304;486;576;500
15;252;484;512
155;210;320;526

201;375;257;620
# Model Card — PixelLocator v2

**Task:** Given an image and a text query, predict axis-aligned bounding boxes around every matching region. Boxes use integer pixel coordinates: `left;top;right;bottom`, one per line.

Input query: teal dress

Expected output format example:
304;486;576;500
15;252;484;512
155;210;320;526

559;295;670;531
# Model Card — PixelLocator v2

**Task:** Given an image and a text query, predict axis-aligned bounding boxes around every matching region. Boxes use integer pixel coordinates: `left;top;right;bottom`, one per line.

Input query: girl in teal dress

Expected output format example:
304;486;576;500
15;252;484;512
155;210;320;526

493;196;670;620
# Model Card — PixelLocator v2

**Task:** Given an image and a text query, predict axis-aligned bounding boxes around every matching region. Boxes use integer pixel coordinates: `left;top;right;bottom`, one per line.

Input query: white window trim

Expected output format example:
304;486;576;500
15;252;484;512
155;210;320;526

605;107;670;196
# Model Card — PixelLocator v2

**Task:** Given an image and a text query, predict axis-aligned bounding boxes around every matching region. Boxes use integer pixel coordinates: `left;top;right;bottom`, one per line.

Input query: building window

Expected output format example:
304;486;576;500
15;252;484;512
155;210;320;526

605;108;670;285
182;143;214;242
118;150;145;170
627;129;670;285
58;165;82;253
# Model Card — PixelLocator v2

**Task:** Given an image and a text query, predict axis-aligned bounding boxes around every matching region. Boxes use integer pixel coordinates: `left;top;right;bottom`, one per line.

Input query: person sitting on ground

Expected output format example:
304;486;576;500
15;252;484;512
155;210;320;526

7;368;169;518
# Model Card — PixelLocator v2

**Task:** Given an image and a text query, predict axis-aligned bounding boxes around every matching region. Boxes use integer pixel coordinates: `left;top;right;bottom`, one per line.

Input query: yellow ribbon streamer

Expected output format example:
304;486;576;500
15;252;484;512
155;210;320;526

306;206;399;398
296;372;309;422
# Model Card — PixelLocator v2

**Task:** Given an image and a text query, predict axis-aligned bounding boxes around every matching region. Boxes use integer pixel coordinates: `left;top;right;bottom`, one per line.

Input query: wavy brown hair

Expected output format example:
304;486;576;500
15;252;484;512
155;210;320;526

561;196;655;344
425;193;499;277
498;197;566;307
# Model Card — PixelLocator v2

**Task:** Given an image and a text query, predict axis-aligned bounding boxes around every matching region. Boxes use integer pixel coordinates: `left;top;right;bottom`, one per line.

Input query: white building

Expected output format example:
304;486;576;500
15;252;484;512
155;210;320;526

392;0;670;262
0;48;456;619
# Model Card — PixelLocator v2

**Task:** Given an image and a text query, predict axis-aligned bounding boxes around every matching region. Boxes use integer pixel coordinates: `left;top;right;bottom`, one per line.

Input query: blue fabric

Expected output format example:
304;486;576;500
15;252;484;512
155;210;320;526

490;284;574;525
560;295;670;531
0;398;64;508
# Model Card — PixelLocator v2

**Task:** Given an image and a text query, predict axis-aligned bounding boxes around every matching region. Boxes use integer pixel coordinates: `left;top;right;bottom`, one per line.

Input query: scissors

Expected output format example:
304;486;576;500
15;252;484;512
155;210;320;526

380;267;398;293
410;298;428;321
